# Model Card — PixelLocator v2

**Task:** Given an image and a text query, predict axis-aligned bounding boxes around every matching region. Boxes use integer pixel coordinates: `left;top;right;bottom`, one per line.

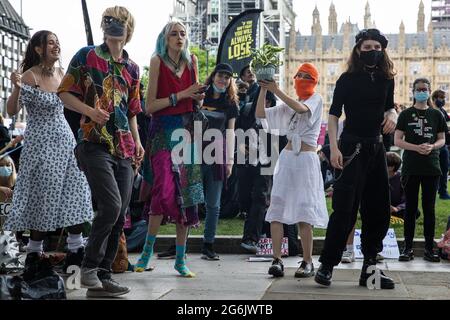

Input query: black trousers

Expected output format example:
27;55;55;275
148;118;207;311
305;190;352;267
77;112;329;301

403;175;439;251
237;164;272;243
319;135;391;266
76;142;134;274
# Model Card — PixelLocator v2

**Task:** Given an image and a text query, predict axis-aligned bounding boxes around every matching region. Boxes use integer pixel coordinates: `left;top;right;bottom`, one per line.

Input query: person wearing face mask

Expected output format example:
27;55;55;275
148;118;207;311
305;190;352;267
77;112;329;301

0;156;16;203
315;29;397;289
198;63;239;260
395;78;448;263
58;6;143;297
431;89;450;200
236;80;250;110
256;63;329;278
236;88;281;254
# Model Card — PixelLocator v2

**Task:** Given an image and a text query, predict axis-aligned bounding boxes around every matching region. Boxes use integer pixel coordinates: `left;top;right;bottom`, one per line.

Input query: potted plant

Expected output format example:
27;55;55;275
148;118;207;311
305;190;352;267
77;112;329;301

250;44;284;81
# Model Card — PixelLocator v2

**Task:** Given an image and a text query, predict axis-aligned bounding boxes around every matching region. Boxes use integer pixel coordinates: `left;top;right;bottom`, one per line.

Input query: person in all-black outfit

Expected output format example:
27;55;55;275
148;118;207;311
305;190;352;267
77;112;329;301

315;29;398;289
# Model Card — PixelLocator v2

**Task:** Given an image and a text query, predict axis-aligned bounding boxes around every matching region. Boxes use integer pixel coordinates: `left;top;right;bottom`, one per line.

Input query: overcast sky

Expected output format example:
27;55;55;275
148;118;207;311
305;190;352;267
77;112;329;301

9;0;432;72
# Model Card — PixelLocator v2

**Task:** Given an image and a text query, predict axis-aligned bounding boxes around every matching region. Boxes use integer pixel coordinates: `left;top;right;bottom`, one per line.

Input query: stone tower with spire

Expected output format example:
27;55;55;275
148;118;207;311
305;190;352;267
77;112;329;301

417;0;425;32
285;1;450;116
364;1;373;29
329;2;337;35
312;5;322;36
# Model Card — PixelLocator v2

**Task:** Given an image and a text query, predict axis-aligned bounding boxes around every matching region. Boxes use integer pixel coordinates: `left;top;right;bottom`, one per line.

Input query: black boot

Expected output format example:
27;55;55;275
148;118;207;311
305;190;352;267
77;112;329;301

63;247;85;273
268;258;284;277
359;258;395;289
423;248;440;262
22;252;41;282
314;264;333;287
22;252;53;282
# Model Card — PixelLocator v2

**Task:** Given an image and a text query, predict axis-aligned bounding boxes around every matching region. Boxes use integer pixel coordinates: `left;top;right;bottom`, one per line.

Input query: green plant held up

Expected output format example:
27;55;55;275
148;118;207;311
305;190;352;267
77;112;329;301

250;43;284;68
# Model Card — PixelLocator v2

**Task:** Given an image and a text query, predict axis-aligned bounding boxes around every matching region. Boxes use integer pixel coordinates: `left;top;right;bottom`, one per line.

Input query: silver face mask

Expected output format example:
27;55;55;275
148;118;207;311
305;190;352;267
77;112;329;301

103;16;126;37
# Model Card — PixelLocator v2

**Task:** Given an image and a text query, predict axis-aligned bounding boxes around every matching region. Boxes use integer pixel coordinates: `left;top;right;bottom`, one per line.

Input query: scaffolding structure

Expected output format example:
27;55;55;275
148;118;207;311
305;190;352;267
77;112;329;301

432;0;450;30
172;0;295;88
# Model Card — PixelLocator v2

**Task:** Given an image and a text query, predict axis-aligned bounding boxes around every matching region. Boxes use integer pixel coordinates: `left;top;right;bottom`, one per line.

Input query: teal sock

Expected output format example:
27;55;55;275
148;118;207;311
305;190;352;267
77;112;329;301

135;234;156;271
174;245;195;277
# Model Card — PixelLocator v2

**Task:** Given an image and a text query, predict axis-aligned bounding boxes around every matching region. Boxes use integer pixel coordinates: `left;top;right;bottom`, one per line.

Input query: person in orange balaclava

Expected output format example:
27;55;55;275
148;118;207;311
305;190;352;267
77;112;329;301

255;63;328;279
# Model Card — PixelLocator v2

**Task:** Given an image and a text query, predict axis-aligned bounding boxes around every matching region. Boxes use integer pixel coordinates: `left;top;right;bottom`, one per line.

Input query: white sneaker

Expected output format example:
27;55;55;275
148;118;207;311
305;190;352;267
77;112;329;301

341;250;355;263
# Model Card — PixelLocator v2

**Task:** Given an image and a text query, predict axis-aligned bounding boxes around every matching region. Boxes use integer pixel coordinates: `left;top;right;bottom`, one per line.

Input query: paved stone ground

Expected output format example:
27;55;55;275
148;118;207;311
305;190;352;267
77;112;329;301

65;254;450;300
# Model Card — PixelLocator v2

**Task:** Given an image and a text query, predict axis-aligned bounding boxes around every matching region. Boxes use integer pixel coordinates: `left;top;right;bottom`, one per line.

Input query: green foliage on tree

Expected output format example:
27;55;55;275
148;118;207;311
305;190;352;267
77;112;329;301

190;46;216;83
140;66;150;97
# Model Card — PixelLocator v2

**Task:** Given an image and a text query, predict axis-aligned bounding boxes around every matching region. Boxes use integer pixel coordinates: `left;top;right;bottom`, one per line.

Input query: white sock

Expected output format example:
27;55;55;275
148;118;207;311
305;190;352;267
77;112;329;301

26;239;43;254
67;233;84;253
346;244;354;252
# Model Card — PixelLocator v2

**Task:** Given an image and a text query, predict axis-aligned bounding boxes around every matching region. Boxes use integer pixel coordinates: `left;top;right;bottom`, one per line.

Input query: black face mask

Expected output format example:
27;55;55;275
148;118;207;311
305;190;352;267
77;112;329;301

238;93;248;101
360;50;383;66
103;16;126;37
436;99;446;108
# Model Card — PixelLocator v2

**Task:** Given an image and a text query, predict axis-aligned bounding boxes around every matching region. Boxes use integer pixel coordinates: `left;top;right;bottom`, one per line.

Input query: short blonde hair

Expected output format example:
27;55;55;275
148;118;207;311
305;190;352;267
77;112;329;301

101;6;135;43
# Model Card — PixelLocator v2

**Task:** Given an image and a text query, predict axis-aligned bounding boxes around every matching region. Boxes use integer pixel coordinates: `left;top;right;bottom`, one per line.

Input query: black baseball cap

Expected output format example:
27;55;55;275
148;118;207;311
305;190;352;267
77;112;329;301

214;63;233;76
355;28;388;49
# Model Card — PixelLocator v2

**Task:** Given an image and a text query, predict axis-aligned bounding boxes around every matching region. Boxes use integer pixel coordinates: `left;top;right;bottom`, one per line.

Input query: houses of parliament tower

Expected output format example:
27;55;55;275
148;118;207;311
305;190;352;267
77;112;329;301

285;1;450;118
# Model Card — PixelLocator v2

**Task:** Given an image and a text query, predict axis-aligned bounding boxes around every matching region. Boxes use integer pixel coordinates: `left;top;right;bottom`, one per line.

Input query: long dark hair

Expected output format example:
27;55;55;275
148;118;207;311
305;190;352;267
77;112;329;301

347;40;396;80
205;71;239;106
20;30;59;73
412;78;433;107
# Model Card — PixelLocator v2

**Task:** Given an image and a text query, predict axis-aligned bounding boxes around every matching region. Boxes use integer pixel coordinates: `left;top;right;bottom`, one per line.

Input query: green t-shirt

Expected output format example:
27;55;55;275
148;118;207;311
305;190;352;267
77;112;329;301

396;106;448;176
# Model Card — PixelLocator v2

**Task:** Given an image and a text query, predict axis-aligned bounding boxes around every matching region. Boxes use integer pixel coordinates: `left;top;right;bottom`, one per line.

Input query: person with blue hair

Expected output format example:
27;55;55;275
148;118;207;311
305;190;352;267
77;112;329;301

134;20;206;278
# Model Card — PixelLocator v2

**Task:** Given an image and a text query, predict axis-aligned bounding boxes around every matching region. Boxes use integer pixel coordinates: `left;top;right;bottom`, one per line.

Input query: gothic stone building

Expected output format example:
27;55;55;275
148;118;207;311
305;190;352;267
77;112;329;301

285;1;450;119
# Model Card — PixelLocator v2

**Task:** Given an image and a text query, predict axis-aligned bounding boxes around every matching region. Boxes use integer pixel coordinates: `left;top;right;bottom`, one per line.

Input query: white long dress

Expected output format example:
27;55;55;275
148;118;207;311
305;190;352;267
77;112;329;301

5;84;93;232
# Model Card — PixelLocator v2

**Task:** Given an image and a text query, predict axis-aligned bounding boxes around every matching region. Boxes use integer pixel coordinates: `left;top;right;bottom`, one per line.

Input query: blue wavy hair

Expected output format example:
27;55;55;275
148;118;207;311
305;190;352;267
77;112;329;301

155;20;192;69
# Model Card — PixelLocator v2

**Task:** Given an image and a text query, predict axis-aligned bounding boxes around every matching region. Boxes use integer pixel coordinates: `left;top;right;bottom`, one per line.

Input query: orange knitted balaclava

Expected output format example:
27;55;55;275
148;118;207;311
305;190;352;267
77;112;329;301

294;63;319;101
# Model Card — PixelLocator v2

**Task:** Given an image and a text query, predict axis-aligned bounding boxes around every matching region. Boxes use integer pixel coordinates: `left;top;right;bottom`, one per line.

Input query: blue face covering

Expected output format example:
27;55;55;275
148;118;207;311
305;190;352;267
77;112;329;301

414;91;430;102
212;83;226;94
0;166;12;177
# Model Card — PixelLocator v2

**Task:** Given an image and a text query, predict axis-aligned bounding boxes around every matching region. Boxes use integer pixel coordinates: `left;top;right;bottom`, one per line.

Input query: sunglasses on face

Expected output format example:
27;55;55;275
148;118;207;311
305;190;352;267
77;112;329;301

103;16;124;26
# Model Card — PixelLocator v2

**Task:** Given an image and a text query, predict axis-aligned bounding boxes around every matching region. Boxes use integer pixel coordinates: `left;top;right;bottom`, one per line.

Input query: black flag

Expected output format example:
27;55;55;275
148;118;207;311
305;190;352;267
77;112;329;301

217;9;263;78
81;0;94;46
64;0;94;138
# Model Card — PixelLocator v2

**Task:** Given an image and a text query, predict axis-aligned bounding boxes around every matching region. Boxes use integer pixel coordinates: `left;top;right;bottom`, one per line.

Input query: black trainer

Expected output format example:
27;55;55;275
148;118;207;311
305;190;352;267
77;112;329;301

201;243;220;261
63;247;85;273
359;258;395;289
423;248;440;262
398;248;414;262
314;264;333;287
268;258;284;277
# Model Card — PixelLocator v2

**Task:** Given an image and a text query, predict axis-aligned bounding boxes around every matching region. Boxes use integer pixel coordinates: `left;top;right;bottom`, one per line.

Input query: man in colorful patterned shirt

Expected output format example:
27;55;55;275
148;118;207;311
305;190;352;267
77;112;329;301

58;6;144;298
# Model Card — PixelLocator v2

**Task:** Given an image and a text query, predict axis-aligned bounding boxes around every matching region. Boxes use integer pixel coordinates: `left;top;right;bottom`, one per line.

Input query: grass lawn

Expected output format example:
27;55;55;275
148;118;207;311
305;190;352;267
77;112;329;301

159;196;450;239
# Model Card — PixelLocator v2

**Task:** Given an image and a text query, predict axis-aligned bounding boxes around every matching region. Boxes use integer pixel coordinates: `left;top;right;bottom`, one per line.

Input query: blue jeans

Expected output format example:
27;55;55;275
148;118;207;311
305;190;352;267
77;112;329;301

125;220;148;252
202;165;223;244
